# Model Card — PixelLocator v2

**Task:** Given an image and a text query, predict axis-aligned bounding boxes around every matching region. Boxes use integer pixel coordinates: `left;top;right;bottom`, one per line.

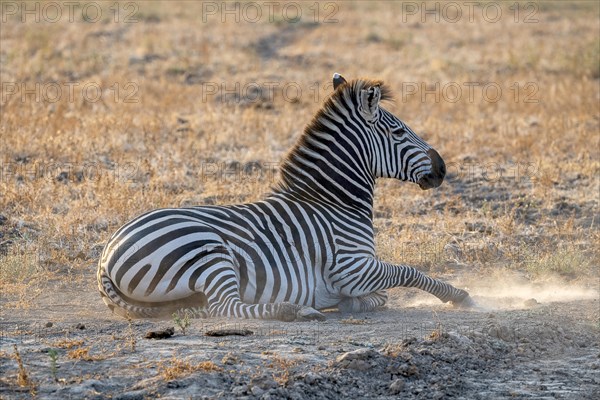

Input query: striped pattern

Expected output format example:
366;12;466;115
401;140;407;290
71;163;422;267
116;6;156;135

97;74;471;321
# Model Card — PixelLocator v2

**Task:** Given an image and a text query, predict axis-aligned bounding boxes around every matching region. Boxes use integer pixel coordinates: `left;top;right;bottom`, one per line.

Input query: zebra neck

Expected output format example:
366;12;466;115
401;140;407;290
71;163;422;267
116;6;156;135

276;152;375;217
276;104;378;217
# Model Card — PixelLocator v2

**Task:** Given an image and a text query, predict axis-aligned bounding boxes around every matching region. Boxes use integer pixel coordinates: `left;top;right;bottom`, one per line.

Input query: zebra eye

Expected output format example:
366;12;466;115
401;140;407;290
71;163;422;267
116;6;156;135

391;127;406;135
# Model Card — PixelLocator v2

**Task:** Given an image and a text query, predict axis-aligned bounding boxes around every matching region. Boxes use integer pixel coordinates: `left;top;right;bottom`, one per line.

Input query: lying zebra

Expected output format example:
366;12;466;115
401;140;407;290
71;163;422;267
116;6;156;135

98;73;473;321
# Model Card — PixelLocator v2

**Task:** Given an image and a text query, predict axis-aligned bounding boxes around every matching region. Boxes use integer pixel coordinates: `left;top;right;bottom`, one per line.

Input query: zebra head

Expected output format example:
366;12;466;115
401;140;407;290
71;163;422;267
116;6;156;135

333;73;446;190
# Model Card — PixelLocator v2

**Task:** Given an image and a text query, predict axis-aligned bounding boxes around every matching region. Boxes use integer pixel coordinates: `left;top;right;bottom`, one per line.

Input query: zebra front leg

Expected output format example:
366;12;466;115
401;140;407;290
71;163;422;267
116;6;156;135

273;302;327;321
207;292;325;321
338;290;388;313
332;258;474;308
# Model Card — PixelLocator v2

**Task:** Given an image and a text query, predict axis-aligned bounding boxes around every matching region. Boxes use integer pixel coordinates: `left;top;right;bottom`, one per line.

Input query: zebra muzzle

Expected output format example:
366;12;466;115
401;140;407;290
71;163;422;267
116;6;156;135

418;149;445;190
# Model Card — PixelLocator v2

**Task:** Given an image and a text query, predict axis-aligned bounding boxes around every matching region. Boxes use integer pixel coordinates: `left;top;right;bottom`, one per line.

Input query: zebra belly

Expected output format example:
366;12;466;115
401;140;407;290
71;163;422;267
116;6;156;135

233;242;315;306
313;286;343;309
230;239;340;309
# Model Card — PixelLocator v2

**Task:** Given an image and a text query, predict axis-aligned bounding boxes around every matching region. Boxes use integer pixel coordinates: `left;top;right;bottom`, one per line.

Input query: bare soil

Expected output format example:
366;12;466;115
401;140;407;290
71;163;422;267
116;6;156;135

1;286;598;399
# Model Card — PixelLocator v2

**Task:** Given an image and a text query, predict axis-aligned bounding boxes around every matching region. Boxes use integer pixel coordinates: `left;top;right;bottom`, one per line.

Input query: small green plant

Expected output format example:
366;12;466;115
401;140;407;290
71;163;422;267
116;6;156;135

172;310;192;335
47;349;59;381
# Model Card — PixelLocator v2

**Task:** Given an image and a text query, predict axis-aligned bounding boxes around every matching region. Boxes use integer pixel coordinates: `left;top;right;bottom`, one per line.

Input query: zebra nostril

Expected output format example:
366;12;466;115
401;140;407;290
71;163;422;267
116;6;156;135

427;148;445;180
418;173;432;190
418;171;444;190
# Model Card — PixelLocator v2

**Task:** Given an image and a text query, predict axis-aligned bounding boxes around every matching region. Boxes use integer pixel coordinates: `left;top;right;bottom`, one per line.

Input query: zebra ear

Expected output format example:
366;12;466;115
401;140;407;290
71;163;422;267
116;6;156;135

359;85;382;120
333;73;347;90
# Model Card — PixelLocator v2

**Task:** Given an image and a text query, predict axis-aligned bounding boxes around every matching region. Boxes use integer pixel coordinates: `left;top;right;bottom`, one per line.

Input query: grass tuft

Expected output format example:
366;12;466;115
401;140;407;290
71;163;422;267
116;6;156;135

162;358;223;380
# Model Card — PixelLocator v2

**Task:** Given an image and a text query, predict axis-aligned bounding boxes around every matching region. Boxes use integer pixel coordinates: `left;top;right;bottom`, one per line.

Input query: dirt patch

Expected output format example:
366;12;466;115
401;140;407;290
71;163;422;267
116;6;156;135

1;290;598;399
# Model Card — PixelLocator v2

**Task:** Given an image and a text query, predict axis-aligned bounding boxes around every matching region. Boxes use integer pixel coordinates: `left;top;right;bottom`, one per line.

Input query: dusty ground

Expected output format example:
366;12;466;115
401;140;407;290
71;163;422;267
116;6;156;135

1;1;599;399
0;287;598;399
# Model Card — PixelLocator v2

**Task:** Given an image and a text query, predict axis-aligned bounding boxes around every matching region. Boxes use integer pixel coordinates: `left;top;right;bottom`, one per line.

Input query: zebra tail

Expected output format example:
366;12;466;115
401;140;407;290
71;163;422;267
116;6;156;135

97;269;173;319
97;269;210;319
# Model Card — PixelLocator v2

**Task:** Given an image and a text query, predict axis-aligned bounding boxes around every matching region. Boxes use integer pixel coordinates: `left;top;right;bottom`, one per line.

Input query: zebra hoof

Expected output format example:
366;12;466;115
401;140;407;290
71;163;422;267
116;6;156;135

450;294;477;309
276;302;301;322
296;307;326;322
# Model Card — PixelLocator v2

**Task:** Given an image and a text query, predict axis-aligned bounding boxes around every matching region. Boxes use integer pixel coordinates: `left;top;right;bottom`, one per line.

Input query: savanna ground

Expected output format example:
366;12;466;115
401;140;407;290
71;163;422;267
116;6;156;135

0;1;599;398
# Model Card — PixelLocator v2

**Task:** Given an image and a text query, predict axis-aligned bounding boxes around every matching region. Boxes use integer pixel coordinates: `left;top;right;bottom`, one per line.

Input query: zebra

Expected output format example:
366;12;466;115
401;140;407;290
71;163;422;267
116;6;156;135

97;73;474;321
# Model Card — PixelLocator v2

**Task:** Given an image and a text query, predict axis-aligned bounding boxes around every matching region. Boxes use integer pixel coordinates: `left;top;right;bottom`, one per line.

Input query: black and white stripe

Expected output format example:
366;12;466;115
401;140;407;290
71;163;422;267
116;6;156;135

97;73;471;321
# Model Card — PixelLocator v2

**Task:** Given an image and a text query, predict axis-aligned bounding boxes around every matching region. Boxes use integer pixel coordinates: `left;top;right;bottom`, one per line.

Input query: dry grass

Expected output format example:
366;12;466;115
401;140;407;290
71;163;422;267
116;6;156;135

52;339;85;349
264;355;299;386
0;1;598;311
162;358;223;380
13;345;33;388
67;347;110;361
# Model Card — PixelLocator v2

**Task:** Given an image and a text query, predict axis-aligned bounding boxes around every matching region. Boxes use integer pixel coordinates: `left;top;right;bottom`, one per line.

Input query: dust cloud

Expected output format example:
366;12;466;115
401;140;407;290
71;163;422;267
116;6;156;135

463;272;599;310
397;271;599;310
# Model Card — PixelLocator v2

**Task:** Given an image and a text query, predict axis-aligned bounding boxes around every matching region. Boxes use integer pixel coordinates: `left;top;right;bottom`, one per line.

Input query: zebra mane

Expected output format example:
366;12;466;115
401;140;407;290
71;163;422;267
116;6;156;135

276;78;394;194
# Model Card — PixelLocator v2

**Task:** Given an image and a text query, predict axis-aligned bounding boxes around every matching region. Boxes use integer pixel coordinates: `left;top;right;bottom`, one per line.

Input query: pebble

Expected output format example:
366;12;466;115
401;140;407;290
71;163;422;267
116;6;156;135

344;359;370;371
487;324;513;341
304;372;321;385
251;386;265;396
251;376;278;390
336;348;377;362
114;391;146;400
524;298;539;307
389;379;405;394
230;385;247;395
335;348;377;370
144;327;175;339
390;364;419;377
